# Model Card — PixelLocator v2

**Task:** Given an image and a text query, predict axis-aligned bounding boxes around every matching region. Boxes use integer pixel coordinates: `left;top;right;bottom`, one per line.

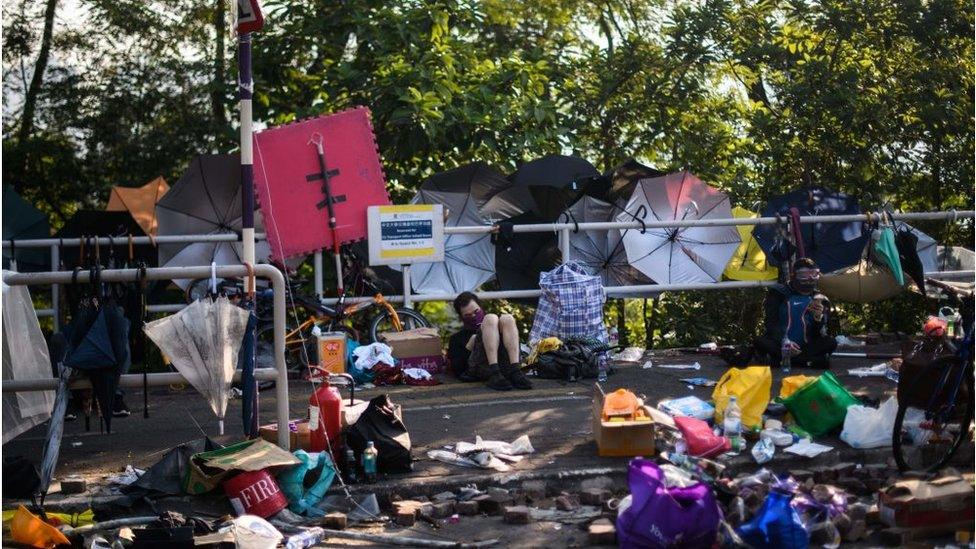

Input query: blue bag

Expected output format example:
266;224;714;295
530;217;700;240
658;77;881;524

276;450;337;517
736;491;809;549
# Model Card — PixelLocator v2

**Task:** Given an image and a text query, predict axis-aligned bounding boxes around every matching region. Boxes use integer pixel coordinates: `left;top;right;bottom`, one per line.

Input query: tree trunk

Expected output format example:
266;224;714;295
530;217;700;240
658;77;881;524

14;0;58;188
211;0;228;142
615;299;628;347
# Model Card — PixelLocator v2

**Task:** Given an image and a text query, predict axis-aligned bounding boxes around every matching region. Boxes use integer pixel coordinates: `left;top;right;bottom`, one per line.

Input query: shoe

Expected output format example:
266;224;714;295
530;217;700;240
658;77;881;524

485;364;513;391
112;396;131;418
501;363;533;390
64;411;77;421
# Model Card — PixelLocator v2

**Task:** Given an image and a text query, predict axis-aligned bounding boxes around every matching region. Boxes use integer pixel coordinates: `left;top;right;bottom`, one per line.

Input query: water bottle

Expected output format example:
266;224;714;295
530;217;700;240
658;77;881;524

780;337;792;374
362;441;378;483
286;528;325;549
597;356;609;383
609;327;619;347
724;396;743;452
343;448;359;484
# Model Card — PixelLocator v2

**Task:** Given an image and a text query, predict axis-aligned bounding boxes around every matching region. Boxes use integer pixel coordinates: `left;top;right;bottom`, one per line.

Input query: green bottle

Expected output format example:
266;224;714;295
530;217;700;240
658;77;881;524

362;441;378;483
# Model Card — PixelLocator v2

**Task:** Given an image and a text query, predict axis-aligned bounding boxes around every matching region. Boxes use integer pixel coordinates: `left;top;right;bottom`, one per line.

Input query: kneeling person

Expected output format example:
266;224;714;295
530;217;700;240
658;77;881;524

447;292;532;391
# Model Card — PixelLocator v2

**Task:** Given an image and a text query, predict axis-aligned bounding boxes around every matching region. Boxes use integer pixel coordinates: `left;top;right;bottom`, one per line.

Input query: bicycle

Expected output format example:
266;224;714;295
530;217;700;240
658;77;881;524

891;278;974;473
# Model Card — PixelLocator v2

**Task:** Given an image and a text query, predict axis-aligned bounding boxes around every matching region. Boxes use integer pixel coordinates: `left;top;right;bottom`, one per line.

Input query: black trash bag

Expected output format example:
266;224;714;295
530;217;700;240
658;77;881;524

345;395;412;474
534;338;612;381
3;455;41;498
127;438;221;496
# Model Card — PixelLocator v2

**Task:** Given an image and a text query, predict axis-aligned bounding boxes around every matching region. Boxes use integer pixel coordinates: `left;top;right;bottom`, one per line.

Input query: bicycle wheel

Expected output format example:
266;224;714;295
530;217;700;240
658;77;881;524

256;323;316;375
892;356;974;473
368;307;431;342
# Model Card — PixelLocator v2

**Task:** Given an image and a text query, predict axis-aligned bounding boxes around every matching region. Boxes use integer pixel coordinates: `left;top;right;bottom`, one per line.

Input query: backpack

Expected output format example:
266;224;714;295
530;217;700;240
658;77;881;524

534;338;614;381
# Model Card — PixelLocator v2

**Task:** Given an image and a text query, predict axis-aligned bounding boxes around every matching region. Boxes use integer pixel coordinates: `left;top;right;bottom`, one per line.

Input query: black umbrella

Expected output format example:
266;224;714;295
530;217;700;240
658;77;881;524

604;158;666;204
510;155;602;222
36;363;71;507
493;212;561;304
127;437;221;496
894;228;925;293
54;210;154;269
2;185;50;271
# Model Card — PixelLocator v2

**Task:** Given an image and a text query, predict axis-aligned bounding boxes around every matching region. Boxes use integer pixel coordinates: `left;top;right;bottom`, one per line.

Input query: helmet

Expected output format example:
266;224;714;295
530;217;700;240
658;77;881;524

923;316;947;338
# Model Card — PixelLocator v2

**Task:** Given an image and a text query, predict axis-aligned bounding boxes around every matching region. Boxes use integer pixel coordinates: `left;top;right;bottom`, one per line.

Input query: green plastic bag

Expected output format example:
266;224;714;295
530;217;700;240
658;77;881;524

779;371;859;436
276;450;337;517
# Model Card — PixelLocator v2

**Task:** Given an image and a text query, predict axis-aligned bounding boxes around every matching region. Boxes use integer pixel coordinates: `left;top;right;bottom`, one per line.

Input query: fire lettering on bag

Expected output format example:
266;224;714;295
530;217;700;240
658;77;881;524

239;479;279;508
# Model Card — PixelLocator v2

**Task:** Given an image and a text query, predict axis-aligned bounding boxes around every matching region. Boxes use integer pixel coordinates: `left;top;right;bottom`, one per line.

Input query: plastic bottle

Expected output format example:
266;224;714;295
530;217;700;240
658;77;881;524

597;356;609;383
780;337;792;374
608;327;619;347
723;396;743;452
285;528;325;549
343;448;358;484
362;441;378;483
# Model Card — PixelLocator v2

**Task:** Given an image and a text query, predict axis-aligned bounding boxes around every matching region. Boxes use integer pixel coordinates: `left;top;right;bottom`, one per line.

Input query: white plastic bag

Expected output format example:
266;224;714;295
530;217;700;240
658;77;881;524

840;397;898;449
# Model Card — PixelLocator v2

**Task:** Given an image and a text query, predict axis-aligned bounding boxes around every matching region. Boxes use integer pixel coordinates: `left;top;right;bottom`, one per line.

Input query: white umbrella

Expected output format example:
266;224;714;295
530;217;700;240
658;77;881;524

615;172;740;284
143;296;249;434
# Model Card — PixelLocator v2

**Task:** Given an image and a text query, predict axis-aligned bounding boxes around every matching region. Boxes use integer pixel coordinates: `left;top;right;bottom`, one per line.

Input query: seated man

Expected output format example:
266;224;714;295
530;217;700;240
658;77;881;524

447;292;532;391
754;258;837;368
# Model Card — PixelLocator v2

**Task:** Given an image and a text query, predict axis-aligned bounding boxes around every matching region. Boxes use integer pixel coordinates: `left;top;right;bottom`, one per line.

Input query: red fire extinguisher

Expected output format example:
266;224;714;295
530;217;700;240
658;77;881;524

309;372;354;456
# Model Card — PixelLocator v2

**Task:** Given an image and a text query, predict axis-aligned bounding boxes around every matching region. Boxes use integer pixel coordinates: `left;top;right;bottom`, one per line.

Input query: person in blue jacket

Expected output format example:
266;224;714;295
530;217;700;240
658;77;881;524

754;257;837;368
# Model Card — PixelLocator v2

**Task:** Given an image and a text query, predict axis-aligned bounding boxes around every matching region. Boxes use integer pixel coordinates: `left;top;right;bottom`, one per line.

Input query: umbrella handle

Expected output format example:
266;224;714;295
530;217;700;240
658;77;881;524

629;205;647;234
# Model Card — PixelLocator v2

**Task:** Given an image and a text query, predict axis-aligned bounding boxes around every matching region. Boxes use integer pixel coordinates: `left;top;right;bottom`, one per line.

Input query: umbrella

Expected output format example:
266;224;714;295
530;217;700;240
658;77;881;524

819;257;903;303
239;300;259;438
561;195;651;288
2;185;50;271
403;162;535;294
604;158;666;204
753;187;867;273
106;176;170;237
54;210;155;268
156;154;272;290
510;154;601;221
722;206;779;281
615;172;740;284
493;212;561;301
127;437;220;496
143;296;250;435
36;364;70;505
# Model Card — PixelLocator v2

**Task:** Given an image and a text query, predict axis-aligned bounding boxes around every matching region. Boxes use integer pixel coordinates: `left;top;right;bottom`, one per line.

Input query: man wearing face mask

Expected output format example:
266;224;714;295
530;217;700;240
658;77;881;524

754;257;838;369
447;291;533;391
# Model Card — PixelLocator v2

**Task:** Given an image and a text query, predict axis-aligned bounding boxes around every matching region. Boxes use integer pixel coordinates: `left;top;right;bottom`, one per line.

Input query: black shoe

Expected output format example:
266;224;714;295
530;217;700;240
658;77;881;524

485;364;513;391
501;363;533;390
112;396;131;418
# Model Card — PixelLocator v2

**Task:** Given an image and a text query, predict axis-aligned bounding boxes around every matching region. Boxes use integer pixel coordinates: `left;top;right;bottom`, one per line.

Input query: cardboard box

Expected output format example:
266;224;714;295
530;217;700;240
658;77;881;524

259;420;313;451
878;475;975;529
592;384;655;457
379;327;445;374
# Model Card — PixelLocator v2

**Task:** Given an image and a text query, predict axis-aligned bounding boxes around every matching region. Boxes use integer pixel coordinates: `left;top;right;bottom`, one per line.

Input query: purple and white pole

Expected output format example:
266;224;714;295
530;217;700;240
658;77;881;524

238;30;255;292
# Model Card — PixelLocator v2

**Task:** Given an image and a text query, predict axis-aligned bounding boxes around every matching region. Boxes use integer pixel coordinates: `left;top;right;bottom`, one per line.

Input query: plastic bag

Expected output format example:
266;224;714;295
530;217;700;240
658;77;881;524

276;450;337;517
674;416;731;458
345;339;372;384
751;437;775;464
778;375;816;399
779;371;859;436
736;491;809;549
658;396;715;420
840;397;898;449
712;366;771;429
345;395;412;473
616;458;722;548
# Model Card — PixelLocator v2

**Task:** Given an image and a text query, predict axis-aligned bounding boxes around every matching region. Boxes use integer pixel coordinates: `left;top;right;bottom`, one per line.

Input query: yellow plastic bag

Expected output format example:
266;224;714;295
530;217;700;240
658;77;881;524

779;375;817;400
9;505;71;548
712;366;771;429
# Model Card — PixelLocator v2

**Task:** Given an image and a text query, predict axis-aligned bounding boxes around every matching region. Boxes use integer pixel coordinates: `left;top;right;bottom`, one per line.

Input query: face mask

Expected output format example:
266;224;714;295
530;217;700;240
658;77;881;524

793;269;820;293
463;309;486;330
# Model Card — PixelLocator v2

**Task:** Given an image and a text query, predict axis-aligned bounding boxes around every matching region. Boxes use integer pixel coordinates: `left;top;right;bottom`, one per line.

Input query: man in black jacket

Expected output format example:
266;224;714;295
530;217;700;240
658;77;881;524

447;292;532;391
754;258;837;368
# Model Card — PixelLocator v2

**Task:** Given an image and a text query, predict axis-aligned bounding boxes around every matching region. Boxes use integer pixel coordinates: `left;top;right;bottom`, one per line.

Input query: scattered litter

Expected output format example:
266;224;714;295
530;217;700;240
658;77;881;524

105;465;145;486
699;342;718;351
613;347;645;362
428;435;534;472
70;441;83;448
442;415;451;420
642;360;654;369
656;362;701;370
841;397;898;449
760;429;794;447
835;335;865;347
352;342;395;371
680;377;717;387
846;362;888;377
750;437;775;464
658;396;715;421
784;439;833;458
230;515;283;549
455;435;534;456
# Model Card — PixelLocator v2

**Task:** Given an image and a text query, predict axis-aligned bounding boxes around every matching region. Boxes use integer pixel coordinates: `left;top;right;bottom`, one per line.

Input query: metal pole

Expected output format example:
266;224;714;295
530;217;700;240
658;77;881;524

560;227;571;262
1;233;268;249
402;264;412;309
313;250;324;298
238;20;256;294
50;243;59;331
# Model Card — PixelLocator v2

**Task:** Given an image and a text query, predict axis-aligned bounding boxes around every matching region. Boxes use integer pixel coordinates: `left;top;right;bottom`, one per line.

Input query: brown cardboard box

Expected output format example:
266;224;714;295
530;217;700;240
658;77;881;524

259;420;312;451
592;384;655;457
878;475;975;529
379;327;445;373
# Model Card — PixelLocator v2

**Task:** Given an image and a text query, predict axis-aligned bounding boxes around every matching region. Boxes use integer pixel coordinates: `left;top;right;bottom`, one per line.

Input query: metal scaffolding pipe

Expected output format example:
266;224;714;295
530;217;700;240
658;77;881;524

2;369;279;393
2;264;290;449
1;233;268;249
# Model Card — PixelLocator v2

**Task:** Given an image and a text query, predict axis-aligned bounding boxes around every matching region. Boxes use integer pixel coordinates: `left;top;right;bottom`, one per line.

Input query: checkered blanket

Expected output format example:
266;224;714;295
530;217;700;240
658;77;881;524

530;261;608;346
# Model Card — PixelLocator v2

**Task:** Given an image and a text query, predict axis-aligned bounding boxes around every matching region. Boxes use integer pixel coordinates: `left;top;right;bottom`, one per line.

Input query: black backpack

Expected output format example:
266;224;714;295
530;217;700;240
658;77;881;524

534;338;615;381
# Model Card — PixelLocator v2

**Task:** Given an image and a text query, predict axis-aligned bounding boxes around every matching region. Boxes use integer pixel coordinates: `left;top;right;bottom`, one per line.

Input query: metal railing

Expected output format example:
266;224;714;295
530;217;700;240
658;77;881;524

1;264;291;449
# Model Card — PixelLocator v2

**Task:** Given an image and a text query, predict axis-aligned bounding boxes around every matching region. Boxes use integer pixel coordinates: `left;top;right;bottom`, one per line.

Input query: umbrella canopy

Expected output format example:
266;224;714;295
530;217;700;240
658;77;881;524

128;437;220;496
510;154;601;221
106;176;170;237
723;206;779;281
562;195;651;288
156;154;271;290
615;172;740;284
604;158;666;204
143;296;250;434
2;185;50;271
895;222;937;272
37;365;70;502
752;187;867;273
54;210;155;268
819;258;903;303
404;162;534;294
936;245;974;272
494;211;561;298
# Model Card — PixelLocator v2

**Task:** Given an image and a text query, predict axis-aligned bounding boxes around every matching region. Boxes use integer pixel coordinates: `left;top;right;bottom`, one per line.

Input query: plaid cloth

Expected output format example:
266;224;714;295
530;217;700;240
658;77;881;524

530;262;608;346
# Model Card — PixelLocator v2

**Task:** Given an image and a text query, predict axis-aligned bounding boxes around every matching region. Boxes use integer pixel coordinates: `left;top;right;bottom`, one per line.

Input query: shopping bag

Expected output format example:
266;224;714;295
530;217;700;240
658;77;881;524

674;416;731;458
779;371;859;436
840;397;898;449
736;491;809;549
778;375;817;400
345;395;412;473
616;458;722;548
712;366;771;429
276;450;337;517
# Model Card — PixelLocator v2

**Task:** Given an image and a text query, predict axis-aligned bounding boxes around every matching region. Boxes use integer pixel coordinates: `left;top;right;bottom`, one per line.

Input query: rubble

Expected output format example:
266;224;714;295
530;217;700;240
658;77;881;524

587;518;616;545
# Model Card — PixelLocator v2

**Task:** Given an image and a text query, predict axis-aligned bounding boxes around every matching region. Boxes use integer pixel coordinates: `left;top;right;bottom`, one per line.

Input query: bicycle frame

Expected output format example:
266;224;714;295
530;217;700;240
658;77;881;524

923;320;974;426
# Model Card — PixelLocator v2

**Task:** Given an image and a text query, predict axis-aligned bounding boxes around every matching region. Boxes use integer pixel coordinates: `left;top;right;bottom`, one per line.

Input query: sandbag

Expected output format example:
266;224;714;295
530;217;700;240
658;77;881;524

737;491;809;549
277;450;337;517
840;397;898;449
616;458;722;548
674;416;731;459
712;366;771;429
779;371;859;436
345;395;412;474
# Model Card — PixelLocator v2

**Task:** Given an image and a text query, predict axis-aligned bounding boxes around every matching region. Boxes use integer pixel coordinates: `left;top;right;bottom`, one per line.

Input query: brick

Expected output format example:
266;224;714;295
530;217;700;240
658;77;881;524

503;505;533;525
396;510;416;526
432;491;456;502
455;501;479;516
556;494;580;511
581;476;614;492
847;502;869;522
417;503;435;520
811;466;835;484
521;480;547;501
431;501;455;519
477;494;511;515
581;488;612;506
588;518;616;545
392;500;426;515
322;512;347;530
60;477;87;494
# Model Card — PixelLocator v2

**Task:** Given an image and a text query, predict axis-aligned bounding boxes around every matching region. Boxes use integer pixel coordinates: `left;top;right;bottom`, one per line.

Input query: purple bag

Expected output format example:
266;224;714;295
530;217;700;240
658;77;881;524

616;458;722;548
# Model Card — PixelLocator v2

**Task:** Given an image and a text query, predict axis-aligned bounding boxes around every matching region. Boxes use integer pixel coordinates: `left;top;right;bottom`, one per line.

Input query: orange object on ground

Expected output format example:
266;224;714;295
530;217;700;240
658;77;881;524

106;176;169;236
9;505;70;548
316;332;348;375
602;388;648;421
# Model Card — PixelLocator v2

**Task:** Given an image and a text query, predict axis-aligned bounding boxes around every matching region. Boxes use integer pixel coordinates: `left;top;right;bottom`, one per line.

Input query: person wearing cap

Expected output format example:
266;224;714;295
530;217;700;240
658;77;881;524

754;257;838;368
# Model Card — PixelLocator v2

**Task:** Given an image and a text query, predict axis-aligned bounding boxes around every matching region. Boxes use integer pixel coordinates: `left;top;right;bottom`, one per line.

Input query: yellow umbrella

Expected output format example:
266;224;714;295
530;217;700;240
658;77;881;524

106;176;169;236
723;206;778;281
